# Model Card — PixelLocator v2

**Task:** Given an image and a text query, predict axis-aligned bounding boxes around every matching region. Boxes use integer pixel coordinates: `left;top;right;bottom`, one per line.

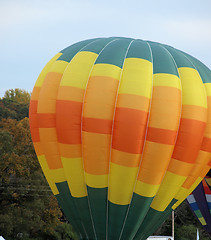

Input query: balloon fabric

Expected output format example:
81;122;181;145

29;37;211;240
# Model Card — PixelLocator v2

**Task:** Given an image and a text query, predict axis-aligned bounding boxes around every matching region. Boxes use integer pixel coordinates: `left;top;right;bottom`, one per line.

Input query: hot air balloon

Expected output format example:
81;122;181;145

29;37;211;240
187;171;211;237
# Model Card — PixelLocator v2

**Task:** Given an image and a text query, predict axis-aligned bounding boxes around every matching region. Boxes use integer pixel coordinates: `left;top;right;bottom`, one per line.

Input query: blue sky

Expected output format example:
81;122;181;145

0;0;210;97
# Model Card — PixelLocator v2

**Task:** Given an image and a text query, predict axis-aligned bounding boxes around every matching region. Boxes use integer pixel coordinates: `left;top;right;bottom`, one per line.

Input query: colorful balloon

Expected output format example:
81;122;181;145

187;171;211;237
29;37;211;240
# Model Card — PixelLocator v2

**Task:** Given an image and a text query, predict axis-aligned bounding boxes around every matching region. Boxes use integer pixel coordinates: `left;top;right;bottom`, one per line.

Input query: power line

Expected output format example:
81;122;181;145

0;187;52;192
0;192;52;197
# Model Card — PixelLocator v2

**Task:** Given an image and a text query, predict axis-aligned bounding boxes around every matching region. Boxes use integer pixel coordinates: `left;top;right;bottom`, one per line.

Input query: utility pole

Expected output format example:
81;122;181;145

172;210;174;240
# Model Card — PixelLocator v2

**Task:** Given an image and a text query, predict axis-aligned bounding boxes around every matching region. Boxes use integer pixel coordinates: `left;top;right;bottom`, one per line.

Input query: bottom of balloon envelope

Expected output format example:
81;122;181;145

29;37;211;239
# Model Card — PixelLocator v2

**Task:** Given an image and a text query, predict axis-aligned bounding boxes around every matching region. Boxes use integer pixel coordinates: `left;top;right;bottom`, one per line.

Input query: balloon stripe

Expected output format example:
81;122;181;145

153;73;181;89
55;193;84;238
47;40;100;238
56;181;89;239
178;59;211;217
82;75;119;119
179;68;207;107
134;200;176;240
32;142;43;155
82;38;133;240
29;100;40;142
170;58;211;209
61;157;87;197
147;48;207;214
108;163;138;205
204;96;211;138
134;47;211;239
85;173;108;188
117;94;150;111
146;127;177;145
118;58;152;97
57;85;85;101
178;49;211;84
30;39;99;239
112;107;148;154
37;72;63;114
31;86;41;100
205;84;211;97
57;37;122;239
58;39;96;62
59;143;81;158
48;60;69;73
147;42;179;76
120;194;155;240
94;39;133;68
147;86;181;130
57;100;82;144
37;65;64;170
109;40;153;240
59;51;98;88
91;63;121;79
58;40;108;239
172;119;206;163
126;39;152;61
107;40;136;240
86;187;108;240
182;104;207;121
135;142;174;185
120;41;181;240
83;132;111;175
55;39;117;239
36;113;56;127
81;38;117;54
167;158;193;175
182;156;210;189
111;149;141;167
82;117;113;134
146;51;206;213
150;172;186;211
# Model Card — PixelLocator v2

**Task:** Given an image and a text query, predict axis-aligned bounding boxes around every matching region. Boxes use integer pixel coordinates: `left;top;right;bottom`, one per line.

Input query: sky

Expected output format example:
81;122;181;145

0;0;211;97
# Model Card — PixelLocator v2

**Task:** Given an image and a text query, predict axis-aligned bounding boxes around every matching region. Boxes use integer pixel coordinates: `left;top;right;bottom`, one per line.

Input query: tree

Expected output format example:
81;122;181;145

4;89;31;104
154;201;211;239
0;88;30;121
0;89;78;239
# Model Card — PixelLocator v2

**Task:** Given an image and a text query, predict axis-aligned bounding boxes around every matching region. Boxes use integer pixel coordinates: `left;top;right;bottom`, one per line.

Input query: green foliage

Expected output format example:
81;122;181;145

0;88;30;121
154;202;211;239
175;224;210;240
4;88;31;104
0;130;13;154
0;89;78;240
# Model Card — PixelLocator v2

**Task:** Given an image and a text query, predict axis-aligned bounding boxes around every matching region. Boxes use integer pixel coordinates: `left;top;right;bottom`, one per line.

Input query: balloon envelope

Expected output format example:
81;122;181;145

29;37;211;240
187;172;211;237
